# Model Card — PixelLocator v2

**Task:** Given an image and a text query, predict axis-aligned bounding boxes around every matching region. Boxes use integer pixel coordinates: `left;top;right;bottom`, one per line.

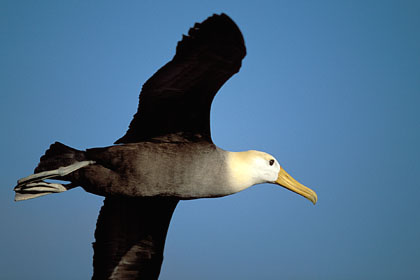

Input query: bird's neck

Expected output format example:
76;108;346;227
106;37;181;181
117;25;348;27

225;151;261;193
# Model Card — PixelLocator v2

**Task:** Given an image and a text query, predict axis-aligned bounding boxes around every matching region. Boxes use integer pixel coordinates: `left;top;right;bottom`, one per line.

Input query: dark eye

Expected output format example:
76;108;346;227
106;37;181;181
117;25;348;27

269;159;275;166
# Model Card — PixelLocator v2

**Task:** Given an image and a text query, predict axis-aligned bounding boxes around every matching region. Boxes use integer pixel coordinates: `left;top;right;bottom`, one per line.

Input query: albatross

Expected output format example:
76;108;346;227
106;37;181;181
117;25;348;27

14;13;317;279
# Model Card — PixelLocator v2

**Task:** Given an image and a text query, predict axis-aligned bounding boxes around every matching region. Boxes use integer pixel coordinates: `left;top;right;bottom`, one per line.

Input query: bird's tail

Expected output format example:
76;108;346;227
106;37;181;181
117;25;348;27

14;142;95;201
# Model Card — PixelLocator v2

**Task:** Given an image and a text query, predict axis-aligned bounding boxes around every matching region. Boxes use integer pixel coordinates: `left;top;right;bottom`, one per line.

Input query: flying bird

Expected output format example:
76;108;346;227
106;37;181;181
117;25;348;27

14;13;317;279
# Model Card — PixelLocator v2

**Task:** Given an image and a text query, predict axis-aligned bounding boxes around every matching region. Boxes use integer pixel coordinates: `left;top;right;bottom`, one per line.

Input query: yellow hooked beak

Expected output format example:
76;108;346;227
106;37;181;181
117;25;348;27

275;168;317;205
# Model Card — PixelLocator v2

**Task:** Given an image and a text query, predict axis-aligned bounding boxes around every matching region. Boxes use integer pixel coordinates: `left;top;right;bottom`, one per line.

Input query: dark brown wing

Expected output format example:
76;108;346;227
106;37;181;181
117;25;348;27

115;13;246;144
92;197;178;280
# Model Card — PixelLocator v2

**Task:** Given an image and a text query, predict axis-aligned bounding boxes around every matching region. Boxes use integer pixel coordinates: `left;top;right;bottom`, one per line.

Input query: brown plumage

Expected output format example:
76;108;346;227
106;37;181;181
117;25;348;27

116;13;246;143
14;13;316;280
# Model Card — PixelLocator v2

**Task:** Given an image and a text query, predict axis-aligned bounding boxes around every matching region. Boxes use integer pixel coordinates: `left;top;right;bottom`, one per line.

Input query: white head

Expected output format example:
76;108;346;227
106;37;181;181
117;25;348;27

227;150;317;204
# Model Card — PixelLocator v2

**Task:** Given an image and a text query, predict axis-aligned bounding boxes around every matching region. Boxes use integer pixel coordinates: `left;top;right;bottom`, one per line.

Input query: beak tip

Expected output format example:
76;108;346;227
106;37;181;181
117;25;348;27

311;194;318;205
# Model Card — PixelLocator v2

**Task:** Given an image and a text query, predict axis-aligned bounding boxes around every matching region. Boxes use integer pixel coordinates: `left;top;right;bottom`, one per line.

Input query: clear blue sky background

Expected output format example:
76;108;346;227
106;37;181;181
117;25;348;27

1;1;419;279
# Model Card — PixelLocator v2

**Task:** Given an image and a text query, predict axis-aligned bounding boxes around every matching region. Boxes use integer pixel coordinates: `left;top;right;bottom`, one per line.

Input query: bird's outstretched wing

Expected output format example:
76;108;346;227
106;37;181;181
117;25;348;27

92;197;178;280
116;13;246;144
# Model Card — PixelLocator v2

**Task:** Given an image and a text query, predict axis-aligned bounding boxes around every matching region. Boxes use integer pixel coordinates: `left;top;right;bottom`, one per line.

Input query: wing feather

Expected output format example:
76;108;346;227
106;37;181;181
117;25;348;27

92;197;178;280
116;13;246;143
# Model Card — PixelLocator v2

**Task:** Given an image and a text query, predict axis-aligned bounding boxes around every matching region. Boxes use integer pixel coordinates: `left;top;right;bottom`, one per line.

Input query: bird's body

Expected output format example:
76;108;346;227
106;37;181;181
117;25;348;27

43;141;233;199
14;13;317;279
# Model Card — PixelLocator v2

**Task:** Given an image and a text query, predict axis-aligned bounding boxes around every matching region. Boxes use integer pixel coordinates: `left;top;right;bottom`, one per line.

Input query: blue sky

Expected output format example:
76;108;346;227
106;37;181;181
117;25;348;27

1;0;419;279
